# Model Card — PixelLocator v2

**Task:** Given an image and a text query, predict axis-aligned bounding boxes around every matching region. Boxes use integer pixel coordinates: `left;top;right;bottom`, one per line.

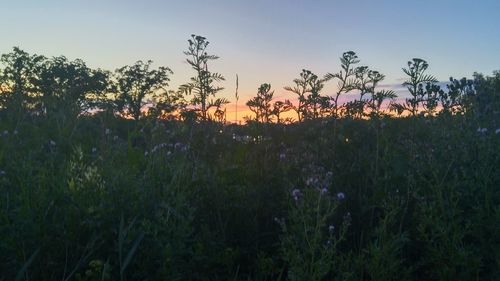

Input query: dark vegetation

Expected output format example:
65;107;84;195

0;35;499;281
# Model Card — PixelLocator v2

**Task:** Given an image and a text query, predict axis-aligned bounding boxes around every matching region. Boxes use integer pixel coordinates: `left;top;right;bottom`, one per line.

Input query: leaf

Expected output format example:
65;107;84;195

15;248;40;281
120;232;145;274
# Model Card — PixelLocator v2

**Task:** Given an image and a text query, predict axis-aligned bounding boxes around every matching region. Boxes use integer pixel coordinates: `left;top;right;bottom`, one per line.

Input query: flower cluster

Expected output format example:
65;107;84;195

145;142;189;156
292;188;302;201
232;134;271;144
477;127;488;134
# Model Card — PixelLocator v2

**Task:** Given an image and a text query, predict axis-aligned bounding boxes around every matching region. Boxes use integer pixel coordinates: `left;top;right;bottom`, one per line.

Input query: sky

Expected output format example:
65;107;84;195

1;0;499;121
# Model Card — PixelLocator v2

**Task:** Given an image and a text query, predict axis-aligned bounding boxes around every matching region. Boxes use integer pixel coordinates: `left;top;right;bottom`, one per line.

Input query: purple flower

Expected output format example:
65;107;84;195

337;192;345;200
279;153;286;160
496;128;500;135
320;187;328;195
292;189;302;201
477;127;488;134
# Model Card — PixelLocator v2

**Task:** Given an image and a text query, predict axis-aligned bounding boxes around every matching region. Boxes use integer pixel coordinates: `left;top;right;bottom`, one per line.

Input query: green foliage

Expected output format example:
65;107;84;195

0;44;499;281
114;60;173;121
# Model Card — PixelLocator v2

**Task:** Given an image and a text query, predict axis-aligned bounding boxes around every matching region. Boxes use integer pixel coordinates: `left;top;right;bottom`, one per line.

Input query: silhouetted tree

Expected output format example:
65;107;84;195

0;47;45;120
35;56;109;122
149;89;187;120
471;70;500;124
114;60;172;121
180;34;226;121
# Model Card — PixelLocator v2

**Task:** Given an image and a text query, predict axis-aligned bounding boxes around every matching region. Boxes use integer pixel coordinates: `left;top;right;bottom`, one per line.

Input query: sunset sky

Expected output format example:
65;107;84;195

1;0;500;121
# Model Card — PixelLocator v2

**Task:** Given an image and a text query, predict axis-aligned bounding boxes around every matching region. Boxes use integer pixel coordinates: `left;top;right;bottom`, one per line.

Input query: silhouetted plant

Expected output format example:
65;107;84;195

392;58;438;117
180;34;226;121
114;60;172;121
284;69;315;122
324;51;360;118
369;90;397;117
246;83;274;123
440;77;475;114
272;100;293;124
303;72;329;120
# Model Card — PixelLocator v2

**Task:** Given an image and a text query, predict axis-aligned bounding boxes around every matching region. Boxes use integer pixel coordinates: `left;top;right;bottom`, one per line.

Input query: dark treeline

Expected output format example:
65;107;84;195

1;35;499;125
0;35;499;281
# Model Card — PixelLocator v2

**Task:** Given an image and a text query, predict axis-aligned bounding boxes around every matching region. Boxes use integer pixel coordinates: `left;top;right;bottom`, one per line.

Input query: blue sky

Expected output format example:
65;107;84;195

1;0;499;117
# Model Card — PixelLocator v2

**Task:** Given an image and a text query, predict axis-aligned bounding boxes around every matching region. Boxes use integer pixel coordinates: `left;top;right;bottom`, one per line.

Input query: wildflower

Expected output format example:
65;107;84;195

91;147;97;153
320;187;328;195
337;192;345;200
113;135;118;141
274;217;285;227
0;170;5;176
105;128;111;135
292;189;302;201
306;176;318;186
166;151;172;156
328;225;335;233
344;212;352;224
49;140;56;146
477;127;488;134
2;130;8;136
144;151;149;156
496;128;500;135
279;153;286;160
